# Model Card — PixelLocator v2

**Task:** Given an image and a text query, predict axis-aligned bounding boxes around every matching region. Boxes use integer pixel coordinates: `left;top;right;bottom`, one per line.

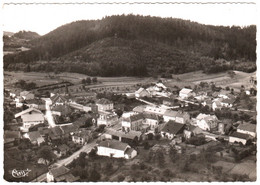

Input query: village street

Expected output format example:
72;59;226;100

45;101;56;128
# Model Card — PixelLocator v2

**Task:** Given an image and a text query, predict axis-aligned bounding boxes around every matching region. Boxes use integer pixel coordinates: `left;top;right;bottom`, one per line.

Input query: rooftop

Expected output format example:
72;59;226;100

96;98;112;105
98;140;129;151
230;131;250;140
237;123;256;133
161;121;185;135
179;88;193;95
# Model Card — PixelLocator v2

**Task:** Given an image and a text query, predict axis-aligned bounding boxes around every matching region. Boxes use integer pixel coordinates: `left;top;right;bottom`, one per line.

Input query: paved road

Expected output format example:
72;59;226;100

31;139;97;182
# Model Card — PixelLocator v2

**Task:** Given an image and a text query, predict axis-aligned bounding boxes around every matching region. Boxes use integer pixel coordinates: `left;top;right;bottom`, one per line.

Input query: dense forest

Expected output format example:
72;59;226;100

4;15;256;77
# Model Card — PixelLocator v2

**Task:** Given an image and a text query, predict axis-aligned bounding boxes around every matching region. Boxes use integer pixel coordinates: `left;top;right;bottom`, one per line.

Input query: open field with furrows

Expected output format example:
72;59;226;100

166;70;256;91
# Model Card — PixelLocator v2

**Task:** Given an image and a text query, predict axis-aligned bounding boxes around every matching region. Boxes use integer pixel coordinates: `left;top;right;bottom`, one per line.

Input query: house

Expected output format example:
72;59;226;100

161;97;176;106
97;140;137;159
72;130;92;145
20;91;35;100
60;124;79;138
184;125;203;139
143;114;160;131
103;128;142;144
161;121;186;140
47;166;79;182
133;105;146;113
48;127;64;141
97;111;118;127
15;108;45;132
23;131;45;145
135;88;150;98
195;113;218;131
96;98;113;111
50;94;68;108
212;100;222;111
220;98;236;108
121;113;144;132
218;90;230;99
163;110;190;124
143;106;167;116
237;123;256;138
229;131;250;145
179;88;194;99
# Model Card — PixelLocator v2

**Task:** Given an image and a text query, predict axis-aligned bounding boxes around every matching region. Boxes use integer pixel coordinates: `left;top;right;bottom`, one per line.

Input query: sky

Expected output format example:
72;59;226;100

1;0;258;35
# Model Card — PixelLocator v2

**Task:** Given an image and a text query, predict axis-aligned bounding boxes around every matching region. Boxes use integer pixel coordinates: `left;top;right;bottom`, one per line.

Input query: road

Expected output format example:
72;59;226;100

45;102;56;127
31;139;97;182
56;139;97;166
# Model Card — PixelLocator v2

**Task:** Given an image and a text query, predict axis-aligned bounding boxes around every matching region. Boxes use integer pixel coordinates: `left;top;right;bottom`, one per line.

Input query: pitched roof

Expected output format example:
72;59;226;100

26;131;43;142
144;106;167;115
20;91;32;96
96;98;112;105
73;130;92;138
135;87;147;94
196;113;217;121
237;123;256;133
60;125;79;134
98;140;129;151
128;113;144;122
50;166;70;178
163;110;178;117
161;121;185;135
125;148;135;155
51;94;67;104
133;105;146;113
222;98;236;104
144;113;159;120
15;107;43;118
230;131;250;140
52;104;72;115
179;88;193;95
22;113;45;122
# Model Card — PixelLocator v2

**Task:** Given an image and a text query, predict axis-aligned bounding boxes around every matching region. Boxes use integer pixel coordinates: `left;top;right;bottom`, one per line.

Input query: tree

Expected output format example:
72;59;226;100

86;77;91;84
92;77;97;83
37;146;55;163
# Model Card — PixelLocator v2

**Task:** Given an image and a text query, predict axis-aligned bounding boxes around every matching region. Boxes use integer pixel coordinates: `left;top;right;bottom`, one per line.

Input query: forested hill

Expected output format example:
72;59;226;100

4;15;256;77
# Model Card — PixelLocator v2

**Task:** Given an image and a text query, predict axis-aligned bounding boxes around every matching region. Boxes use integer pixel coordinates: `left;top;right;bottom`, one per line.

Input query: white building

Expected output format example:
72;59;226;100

15;108;45;132
96;98;114;111
97;140;137;159
135;88;150;98
179;88;194;99
229;132;250;145
195;113;218;131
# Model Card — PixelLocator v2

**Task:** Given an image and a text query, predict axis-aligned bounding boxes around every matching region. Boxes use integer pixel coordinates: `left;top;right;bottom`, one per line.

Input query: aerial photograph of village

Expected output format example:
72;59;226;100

2;0;257;183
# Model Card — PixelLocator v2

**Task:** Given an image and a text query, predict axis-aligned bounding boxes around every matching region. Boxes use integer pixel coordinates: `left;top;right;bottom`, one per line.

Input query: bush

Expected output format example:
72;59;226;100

162;169;172;177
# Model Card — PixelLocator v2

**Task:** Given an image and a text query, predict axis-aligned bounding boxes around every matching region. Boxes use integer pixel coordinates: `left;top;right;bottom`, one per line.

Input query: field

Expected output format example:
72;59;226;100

165;70;256;92
212;155;256;181
4;71;154;92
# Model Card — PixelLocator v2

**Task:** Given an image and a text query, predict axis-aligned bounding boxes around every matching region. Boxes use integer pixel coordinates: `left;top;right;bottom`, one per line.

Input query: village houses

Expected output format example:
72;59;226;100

96;98;114;111
160;121;186;140
179;88;195;99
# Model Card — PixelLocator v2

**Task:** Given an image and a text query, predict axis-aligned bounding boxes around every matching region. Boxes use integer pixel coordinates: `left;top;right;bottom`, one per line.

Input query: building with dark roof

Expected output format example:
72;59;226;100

96;98;113;111
229;131;250;145
47;166;79;182
161;121;186;139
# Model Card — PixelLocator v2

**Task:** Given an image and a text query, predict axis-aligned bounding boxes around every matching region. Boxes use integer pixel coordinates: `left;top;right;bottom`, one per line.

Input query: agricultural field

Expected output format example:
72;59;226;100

166;70;256;92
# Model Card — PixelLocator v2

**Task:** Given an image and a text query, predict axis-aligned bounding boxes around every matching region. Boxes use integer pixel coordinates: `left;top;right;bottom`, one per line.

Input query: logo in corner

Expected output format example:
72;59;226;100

12;169;31;178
